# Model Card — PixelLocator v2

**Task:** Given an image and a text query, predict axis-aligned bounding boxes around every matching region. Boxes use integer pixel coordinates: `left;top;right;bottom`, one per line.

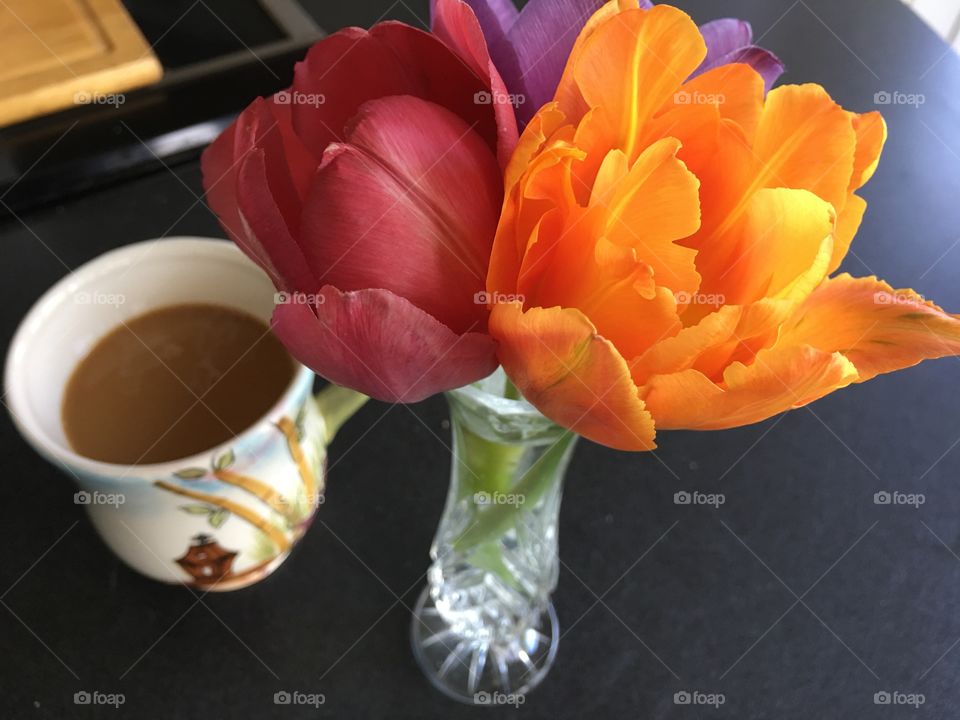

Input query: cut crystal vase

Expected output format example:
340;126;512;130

411;370;578;703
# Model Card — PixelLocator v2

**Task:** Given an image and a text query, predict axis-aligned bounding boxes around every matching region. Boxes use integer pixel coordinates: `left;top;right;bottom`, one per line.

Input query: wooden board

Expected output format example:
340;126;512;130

0;0;162;127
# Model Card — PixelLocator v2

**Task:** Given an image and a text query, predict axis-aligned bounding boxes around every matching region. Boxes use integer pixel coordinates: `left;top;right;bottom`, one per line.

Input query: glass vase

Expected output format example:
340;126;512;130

411;370;578;703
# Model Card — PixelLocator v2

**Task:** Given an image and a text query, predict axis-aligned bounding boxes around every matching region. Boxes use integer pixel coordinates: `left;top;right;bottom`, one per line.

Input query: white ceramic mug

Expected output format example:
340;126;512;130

5;238;357;591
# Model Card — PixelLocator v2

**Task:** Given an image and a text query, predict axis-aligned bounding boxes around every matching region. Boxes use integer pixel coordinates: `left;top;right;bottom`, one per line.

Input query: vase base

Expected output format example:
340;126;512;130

410;585;559;705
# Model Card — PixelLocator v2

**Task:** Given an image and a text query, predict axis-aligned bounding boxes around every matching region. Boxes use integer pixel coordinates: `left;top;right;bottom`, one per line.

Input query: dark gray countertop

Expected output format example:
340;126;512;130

2;0;960;717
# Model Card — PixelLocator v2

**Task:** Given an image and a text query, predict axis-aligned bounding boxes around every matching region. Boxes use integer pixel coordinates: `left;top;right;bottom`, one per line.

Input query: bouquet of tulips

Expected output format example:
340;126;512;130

203;0;960;699
204;0;959;449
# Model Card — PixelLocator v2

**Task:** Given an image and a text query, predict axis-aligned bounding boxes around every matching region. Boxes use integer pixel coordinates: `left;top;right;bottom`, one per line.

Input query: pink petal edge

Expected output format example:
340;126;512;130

430;0;520;167
273;286;499;403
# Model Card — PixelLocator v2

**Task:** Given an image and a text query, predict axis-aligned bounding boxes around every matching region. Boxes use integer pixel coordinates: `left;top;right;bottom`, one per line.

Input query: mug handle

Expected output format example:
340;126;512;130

314;384;370;444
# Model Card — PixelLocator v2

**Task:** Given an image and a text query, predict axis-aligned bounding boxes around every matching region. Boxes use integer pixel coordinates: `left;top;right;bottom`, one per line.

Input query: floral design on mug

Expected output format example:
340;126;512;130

154;408;325;589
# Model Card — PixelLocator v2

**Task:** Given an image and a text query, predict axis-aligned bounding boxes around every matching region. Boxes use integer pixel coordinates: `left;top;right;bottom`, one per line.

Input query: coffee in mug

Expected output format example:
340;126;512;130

62;303;295;465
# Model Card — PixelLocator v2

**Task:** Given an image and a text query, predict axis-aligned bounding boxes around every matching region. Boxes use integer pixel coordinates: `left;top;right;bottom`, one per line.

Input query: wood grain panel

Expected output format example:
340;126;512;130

0;0;162;127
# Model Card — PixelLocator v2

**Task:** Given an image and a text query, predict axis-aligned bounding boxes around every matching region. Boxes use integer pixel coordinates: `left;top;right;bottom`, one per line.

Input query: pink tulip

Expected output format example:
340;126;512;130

202;0;518;402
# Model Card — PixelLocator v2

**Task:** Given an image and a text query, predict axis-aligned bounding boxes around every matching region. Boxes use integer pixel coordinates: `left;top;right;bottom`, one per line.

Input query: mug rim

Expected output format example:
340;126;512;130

4;236;312;481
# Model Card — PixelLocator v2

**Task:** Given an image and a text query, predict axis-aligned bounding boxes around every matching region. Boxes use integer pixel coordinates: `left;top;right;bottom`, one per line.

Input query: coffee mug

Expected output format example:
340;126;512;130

5;238;358;591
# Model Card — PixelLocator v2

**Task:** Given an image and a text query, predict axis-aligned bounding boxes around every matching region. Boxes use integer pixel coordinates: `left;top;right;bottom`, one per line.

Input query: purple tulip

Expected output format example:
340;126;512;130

435;0;785;127
695;17;785;89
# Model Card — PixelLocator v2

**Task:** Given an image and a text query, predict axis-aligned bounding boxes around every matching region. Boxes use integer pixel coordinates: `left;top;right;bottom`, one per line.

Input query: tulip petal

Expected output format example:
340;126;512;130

700;47;785;93
632;305;744;383
696;19;752;67
519;216;686;361
299;95;502;335
203;98;317;292
642;343;857;430
491;0;608;126
691;19;784;90
235;149;317;292
851;111;887;191
745;189;836;300
431;0;518;50
781;274;960;381
553;0;640;121
552;268;682;364
270;101;319;197
491;303;657;450
507;137;700;360
255;99;318;209
677;63;765;139
593;136;702;296
632;291;809;385
291;23;499;158
429;0;519;167
274;287;498;403
290;27;415;156
753;84;856;214
488;104;574;299
831;194;867;273
571;6;706;160
829;112;886;272
651;112;752;250
681;84;859;303
504;102;568;192
695;186;836;306
202;111;275;281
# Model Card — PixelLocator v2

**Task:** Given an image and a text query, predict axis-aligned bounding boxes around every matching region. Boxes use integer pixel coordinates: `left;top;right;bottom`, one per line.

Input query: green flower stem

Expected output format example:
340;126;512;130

314;384;370;444
503;376;522;401
454;431;577;553
457;426;527;499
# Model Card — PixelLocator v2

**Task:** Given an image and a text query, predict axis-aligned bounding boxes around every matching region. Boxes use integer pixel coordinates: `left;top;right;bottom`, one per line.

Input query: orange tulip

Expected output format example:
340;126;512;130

487;1;960;451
